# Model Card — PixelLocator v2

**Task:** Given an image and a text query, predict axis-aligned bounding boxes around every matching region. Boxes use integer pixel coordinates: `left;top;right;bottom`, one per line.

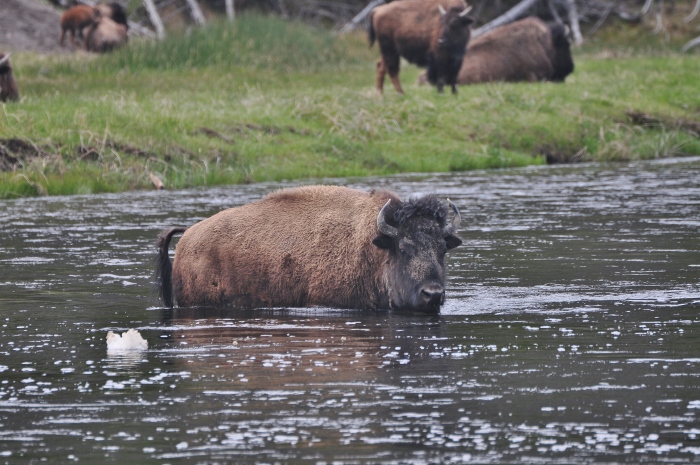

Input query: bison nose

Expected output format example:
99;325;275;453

420;284;445;306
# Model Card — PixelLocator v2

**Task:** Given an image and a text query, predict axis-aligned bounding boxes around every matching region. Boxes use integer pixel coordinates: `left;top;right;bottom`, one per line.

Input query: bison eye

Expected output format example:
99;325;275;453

399;248;406;255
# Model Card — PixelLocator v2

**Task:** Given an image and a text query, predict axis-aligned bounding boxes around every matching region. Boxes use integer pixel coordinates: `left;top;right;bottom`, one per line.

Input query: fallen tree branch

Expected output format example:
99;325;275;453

682;35;700;52
565;0;583;45
225;0;235;21
184;0;207;25
143;0;166;39
589;0;618;35
685;0;700;23
339;0;385;33
627;110;700;135
472;0;540;38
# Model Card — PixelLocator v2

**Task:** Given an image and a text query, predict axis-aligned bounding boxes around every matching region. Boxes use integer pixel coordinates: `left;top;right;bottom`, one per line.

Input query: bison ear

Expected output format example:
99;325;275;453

462;16;474;26
372;234;394;250
445;234;462;250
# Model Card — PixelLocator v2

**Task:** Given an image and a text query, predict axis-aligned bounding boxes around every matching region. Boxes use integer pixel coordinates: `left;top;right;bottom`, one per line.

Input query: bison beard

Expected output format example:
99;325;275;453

155;186;462;312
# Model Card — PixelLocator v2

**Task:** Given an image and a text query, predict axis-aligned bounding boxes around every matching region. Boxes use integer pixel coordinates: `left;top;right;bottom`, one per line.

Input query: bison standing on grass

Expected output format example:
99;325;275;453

155;185;463;313
59;4;101;49
369;0;473;94
0;53;19;102
420;17;574;86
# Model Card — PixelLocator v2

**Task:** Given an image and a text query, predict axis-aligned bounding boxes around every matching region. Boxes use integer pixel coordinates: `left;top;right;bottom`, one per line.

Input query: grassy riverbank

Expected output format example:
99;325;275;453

1;15;699;198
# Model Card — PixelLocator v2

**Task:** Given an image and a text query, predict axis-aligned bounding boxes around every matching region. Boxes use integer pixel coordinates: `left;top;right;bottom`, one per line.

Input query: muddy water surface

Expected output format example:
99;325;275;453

1;158;699;464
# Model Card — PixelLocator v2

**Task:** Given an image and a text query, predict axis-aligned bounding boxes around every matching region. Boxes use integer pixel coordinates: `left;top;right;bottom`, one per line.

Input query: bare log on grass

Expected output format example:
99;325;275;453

225;0;235;21
185;0;207;25
565;0;583;45
471;0;539;39
641;0;655;14
339;0;386;33
685;0;700;23
682;35;700;52
143;0;165;39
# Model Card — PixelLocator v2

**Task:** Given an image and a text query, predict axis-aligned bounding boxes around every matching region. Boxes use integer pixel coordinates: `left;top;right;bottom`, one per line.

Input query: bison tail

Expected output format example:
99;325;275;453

368;12;376;48
154;227;187;308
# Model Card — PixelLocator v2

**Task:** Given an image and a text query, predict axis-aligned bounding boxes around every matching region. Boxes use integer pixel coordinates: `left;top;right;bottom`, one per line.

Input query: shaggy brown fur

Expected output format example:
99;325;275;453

84;16;128;53
419;17;574;85
0;53;19;102
95;2;129;30
369;0;473;94
59;4;100;48
156;185;462;312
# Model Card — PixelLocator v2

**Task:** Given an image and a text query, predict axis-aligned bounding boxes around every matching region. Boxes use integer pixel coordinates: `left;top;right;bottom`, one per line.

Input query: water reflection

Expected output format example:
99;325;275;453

0;158;699;463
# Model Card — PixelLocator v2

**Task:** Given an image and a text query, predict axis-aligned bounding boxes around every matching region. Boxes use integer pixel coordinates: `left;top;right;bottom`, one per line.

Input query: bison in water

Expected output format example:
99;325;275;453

369;0;473;94
155;186;462;313
59;4;101;48
0;53;19;102
420;17;574;86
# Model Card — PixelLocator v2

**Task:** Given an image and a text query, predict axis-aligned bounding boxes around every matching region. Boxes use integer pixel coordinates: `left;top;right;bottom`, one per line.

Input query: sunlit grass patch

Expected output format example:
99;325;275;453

0;15;699;198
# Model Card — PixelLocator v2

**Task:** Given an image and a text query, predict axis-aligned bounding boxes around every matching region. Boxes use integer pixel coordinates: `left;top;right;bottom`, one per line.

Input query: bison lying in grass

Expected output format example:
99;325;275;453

369;0;473;94
59;2;129;52
0;53;19;102
155;186;463;313
420;17;574;86
85;16;128;53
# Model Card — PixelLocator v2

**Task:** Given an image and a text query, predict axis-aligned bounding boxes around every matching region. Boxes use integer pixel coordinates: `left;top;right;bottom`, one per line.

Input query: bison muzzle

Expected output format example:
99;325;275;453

155;186;462;313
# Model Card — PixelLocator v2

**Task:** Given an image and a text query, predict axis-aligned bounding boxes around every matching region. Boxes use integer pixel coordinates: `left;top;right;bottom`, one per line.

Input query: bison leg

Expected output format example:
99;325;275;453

59;28;67;47
375;58;386;94
451;84;458;95
70;29;79;49
382;55;404;95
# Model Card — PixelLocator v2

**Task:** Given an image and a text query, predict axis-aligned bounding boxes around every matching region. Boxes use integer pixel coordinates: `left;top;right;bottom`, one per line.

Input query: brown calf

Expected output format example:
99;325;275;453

59;4;100;49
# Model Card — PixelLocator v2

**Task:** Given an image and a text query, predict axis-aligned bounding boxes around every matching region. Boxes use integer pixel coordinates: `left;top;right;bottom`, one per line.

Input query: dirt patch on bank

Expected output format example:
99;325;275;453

0;0;67;54
0;138;54;171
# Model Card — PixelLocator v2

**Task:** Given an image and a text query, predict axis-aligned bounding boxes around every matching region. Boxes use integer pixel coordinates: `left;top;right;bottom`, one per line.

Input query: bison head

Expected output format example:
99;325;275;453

428;5;473;92
0;53;19;103
437;4;473;46
373;195;462;313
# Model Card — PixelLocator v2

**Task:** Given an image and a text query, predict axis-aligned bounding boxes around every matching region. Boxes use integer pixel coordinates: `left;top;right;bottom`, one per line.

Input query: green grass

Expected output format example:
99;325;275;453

1;14;699;198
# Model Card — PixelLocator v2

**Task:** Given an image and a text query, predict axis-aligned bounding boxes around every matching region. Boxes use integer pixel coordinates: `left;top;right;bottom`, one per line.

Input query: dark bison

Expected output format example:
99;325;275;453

369;0;473;94
59;4;101;48
0;53;19;102
85;16;128;53
155;186;463;313
420;17;574;86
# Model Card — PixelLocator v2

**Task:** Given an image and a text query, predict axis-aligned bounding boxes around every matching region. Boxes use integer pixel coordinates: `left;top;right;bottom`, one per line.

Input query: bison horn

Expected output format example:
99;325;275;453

438;4;447;15
377;200;398;238
0;53;11;67
445;198;461;235
459;6;473;17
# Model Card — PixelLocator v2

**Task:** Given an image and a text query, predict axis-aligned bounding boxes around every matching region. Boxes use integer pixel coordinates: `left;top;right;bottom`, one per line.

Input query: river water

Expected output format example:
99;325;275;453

1;158;699;464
